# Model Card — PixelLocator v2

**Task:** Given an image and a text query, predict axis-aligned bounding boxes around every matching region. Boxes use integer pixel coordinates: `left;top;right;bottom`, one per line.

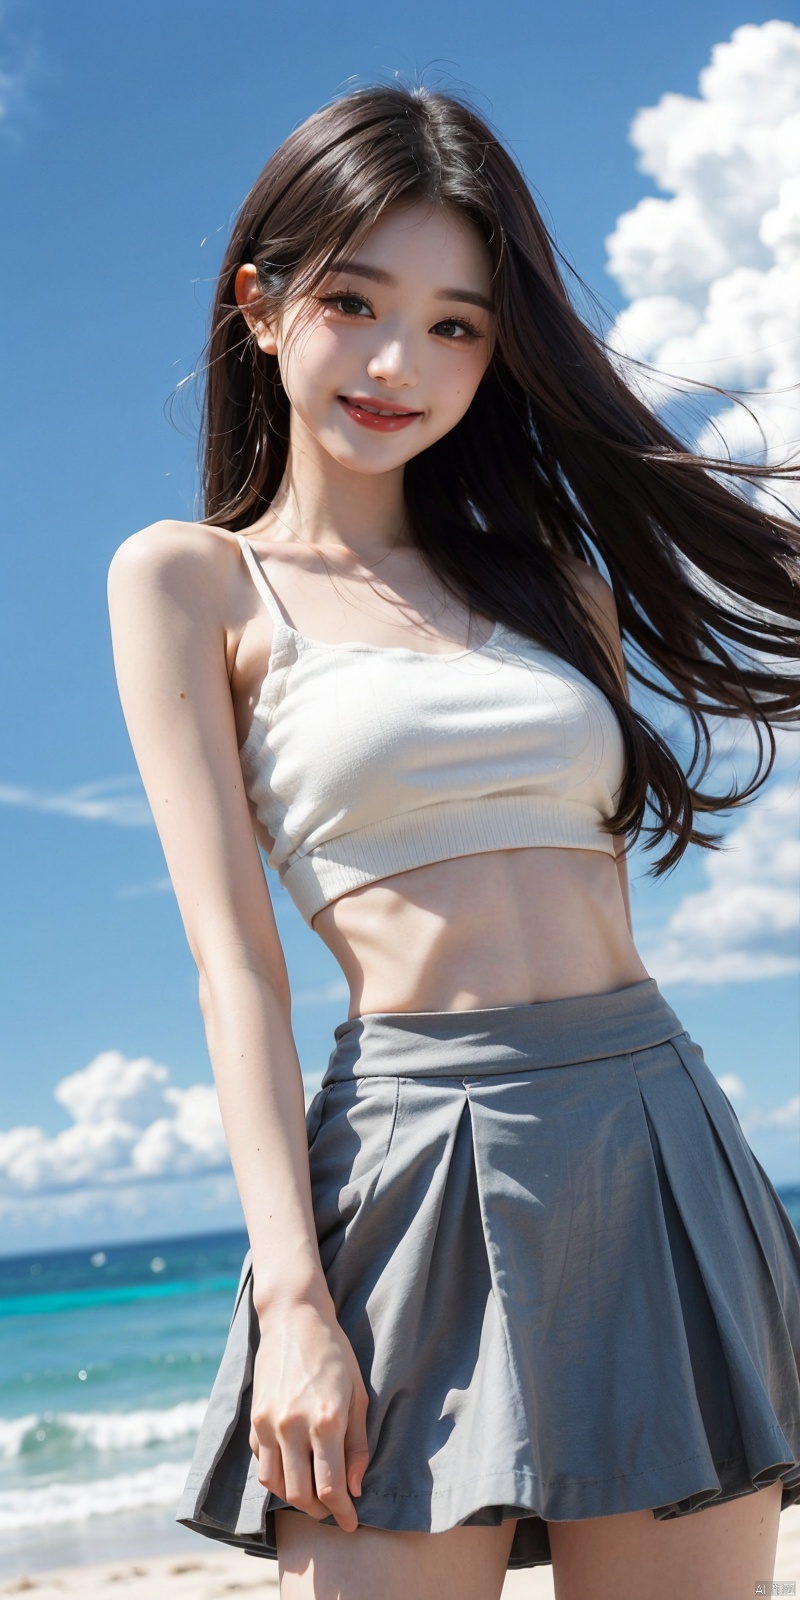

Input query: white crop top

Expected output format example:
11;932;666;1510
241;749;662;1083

236;536;626;926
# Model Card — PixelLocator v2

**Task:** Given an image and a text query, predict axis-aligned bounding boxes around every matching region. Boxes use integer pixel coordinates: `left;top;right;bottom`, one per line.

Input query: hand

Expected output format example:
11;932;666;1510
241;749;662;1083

248;1294;371;1533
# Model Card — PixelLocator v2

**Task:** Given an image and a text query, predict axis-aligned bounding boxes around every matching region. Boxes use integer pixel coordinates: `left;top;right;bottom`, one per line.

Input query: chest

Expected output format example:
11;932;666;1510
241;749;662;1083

244;627;622;808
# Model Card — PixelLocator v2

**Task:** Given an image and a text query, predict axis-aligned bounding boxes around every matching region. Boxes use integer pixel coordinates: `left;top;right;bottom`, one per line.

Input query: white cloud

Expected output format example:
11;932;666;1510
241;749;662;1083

55;1052;170;1127
0;1048;328;1204
0;1052;229;1197
716;1068;796;1158
737;1092;800;1160
716;1072;747;1102
741;1095;800;1136
605;21;800;498
640;780;800;985
0;777;152;827
132;1084;230;1179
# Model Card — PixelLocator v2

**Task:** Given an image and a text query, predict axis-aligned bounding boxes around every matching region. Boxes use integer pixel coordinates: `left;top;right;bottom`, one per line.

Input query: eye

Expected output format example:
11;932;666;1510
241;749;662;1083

432;316;483;342
319;290;374;318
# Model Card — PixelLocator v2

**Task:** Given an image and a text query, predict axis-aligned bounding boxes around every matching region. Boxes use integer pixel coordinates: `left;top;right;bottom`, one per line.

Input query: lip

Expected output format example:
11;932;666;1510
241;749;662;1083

338;395;423;432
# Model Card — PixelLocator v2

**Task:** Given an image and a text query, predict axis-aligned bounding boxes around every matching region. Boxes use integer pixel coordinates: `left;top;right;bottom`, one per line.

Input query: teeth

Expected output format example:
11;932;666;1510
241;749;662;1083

351;401;411;417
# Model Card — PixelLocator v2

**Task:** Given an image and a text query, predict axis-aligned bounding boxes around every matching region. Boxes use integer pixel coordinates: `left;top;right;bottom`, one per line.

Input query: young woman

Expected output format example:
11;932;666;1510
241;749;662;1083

107;84;800;1600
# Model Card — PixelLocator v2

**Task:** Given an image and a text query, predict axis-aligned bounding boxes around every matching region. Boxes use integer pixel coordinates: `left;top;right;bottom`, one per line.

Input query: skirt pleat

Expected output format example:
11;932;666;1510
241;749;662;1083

176;979;800;1570
636;1034;800;1510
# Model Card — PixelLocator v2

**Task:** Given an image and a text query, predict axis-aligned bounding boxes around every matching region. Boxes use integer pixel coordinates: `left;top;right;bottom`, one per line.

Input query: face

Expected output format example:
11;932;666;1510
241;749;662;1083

235;201;496;476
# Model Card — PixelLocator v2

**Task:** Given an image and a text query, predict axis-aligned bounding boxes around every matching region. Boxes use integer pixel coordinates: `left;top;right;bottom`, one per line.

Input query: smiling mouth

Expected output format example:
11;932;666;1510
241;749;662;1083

339;395;423;418
337;396;424;433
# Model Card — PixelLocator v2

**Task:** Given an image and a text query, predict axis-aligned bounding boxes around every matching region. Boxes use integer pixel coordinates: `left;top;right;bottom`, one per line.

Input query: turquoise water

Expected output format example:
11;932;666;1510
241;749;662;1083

0;1229;248;1570
1;1196;799;1573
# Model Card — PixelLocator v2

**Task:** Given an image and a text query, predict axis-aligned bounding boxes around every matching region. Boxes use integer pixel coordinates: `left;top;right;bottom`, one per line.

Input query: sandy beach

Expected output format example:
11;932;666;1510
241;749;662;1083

3;1507;800;1598
0;1545;545;1597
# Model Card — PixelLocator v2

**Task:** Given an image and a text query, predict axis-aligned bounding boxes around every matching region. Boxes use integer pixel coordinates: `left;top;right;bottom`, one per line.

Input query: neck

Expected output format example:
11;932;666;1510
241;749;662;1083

252;411;414;560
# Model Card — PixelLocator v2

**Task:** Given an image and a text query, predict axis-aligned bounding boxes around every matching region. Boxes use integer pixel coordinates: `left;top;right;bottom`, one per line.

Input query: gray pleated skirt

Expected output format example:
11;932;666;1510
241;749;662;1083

177;977;800;1570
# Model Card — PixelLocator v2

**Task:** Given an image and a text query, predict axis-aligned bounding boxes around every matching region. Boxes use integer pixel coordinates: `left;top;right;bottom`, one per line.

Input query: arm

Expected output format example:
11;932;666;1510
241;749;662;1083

107;521;367;1527
564;557;634;937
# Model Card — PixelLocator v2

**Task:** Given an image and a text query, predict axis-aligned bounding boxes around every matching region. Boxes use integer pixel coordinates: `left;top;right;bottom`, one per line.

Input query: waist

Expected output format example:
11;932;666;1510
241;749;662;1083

321;978;686;1084
312;844;647;1015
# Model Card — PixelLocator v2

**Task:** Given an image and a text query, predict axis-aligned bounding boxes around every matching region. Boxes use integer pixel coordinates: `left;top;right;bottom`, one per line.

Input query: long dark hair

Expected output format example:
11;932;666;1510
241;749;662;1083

200;82;800;876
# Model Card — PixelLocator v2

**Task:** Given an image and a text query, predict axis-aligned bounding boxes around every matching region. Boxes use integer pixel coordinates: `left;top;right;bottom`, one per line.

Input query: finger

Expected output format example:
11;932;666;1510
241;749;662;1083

250;1411;277;1460
257;1441;286;1501
311;1425;358;1532
344;1391;371;1499
280;1432;324;1519
250;1416;285;1495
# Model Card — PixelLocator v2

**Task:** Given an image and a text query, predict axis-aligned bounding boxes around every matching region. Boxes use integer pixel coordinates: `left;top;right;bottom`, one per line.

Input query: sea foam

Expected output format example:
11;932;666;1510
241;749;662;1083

0;1398;207;1459
0;1459;190;1529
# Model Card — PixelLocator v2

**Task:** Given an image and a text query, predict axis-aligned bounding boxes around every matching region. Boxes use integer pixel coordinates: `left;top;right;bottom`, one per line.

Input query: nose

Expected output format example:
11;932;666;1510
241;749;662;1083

365;325;419;389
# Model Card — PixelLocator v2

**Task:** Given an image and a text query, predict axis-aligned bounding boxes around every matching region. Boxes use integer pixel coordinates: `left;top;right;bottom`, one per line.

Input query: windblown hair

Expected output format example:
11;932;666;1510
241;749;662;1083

201;82;800;876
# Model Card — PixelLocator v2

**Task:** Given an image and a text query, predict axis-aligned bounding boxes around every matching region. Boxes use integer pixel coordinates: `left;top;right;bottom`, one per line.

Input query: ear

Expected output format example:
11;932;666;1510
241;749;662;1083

234;264;279;355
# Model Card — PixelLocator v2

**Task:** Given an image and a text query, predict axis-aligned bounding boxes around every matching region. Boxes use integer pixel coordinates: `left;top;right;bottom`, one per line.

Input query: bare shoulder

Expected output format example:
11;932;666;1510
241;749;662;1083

107;518;239;600
560;554;628;696
561;553;616;613
105;517;287;986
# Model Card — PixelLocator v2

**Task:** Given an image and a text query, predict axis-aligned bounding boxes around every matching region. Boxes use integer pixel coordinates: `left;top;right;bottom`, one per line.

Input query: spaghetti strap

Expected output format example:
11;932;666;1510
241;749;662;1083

236;535;290;631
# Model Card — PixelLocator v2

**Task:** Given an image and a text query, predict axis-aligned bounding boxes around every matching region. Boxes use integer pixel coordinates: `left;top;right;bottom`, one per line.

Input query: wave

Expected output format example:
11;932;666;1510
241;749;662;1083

0;1460;190;1529
0;1398;208;1459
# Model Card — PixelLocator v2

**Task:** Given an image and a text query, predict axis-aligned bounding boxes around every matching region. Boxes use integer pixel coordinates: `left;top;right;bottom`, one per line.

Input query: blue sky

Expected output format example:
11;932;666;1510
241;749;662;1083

1;0;798;1251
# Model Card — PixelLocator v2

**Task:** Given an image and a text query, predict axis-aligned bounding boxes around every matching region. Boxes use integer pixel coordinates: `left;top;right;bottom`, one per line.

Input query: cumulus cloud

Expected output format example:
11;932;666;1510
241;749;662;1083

639;779;800;985
0;777;152;828
605;21;800;495
0;1049;328;1205
0;1052;229;1197
54;1053;171;1127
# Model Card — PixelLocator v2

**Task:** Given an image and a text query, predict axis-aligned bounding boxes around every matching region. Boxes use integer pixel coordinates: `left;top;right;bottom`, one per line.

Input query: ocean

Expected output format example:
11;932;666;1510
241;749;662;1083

2;1195;800;1577
0;1229;250;1576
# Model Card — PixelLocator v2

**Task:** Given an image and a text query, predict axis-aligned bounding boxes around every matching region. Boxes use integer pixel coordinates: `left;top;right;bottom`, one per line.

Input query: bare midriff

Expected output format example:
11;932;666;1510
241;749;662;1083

308;847;651;1018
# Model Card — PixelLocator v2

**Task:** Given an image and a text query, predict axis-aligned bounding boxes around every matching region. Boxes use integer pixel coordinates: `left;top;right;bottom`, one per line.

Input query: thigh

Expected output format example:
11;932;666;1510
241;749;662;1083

274;1507;518;1600
548;1480;783;1600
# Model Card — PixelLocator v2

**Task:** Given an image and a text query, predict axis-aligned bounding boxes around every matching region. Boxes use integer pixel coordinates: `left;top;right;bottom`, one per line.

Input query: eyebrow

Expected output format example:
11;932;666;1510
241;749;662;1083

325;259;494;313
